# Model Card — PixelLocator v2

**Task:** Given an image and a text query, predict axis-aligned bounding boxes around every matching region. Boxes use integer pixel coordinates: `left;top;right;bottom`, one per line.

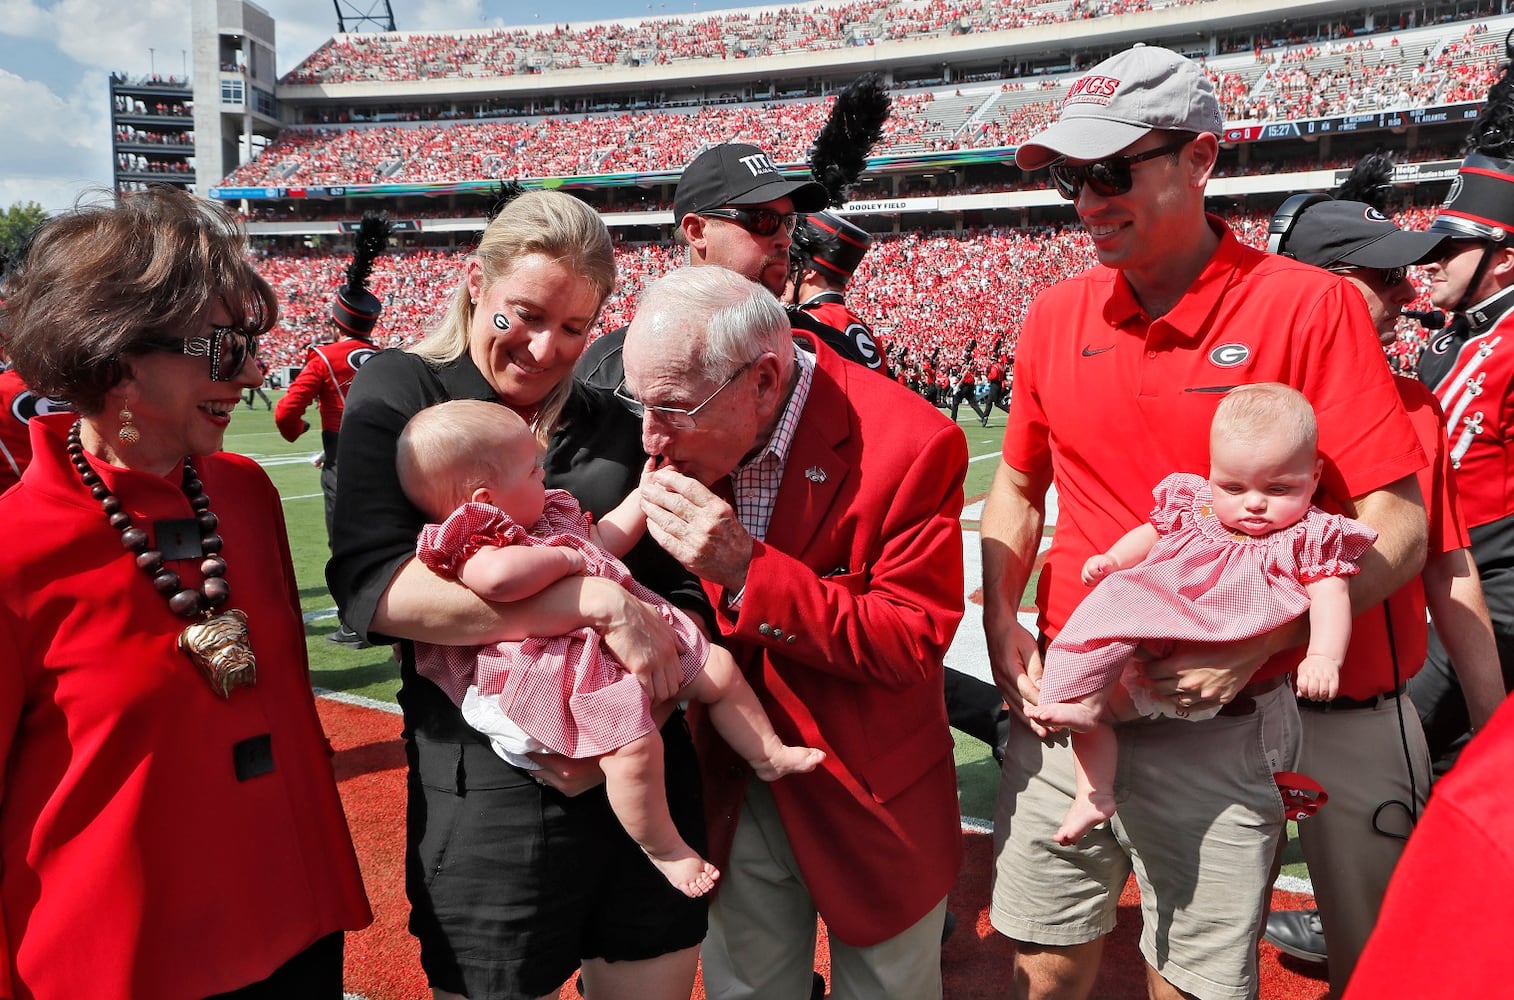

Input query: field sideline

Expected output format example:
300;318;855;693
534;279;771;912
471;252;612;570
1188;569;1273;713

232;392;1310;883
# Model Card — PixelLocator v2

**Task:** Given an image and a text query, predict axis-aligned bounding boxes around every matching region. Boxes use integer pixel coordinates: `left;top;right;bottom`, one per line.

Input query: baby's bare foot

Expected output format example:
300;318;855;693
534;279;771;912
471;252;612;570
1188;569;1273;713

753;745;826;781
646;847;721;898
1026;700;1102;732
1054;794;1115;846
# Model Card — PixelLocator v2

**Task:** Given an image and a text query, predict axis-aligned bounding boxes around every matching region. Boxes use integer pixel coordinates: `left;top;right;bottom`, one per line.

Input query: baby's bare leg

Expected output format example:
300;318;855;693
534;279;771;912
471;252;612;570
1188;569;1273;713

599;730;719;897
1056;724;1118;846
683;646;825;781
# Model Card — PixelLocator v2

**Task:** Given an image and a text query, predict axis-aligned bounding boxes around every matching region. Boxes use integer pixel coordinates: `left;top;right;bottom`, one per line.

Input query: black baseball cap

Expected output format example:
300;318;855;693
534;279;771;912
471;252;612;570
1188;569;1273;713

674;143;828;223
1284;199;1447;269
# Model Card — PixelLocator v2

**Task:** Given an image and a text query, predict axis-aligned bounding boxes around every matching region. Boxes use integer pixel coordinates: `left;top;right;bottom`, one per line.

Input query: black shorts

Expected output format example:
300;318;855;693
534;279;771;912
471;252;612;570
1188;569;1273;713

406;711;708;1000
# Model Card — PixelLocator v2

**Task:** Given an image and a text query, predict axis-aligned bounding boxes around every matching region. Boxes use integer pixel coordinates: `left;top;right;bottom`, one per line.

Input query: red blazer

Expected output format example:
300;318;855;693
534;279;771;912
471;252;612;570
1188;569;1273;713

690;339;967;947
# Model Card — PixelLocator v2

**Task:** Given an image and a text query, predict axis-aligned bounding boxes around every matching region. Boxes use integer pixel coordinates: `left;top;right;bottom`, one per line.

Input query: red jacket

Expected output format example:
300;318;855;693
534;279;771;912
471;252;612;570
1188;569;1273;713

274;337;379;440
0;414;369;997
690;339;966;946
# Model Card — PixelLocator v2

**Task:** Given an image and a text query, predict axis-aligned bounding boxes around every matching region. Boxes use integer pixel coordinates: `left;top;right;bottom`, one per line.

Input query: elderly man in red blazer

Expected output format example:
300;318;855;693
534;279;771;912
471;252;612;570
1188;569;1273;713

623;265;967;999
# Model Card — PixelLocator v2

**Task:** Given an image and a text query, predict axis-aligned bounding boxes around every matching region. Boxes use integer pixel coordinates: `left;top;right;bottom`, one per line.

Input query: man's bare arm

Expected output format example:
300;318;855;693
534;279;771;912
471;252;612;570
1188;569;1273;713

980;459;1052;732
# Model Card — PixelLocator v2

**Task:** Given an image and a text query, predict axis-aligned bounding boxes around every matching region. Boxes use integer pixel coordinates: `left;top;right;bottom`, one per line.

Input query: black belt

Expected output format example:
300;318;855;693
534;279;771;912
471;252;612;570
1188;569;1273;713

1296;683;1406;712
1216;673;1289;717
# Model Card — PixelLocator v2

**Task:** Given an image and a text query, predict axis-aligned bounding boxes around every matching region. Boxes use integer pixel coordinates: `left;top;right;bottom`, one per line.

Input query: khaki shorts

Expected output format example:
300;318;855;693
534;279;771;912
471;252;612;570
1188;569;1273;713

990;684;1300;1000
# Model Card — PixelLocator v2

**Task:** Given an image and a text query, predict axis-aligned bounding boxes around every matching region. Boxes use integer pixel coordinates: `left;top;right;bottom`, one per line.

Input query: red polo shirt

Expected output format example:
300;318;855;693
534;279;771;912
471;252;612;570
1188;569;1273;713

1003;217;1425;680
1334;377;1468;698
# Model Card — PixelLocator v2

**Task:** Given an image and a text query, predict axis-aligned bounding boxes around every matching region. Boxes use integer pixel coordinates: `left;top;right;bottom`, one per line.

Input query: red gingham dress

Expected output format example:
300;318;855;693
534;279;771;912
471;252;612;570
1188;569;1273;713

413;493;708;758
1038;472;1378;712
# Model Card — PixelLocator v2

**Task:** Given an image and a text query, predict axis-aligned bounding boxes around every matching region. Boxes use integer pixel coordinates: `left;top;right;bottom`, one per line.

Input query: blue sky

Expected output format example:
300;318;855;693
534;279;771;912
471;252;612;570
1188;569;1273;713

0;0;768;212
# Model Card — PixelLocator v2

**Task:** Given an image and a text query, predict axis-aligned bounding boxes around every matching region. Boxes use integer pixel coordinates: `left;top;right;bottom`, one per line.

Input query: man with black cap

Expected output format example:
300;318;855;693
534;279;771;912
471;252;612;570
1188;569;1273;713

979;43;1429;1000
276;213;390;647
1265;192;1505;994
578;142;851;390
786;209;885;371
1412;42;1514;780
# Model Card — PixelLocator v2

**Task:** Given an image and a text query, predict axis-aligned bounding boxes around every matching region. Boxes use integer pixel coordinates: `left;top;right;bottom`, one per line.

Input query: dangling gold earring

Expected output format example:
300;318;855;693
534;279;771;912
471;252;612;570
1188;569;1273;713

117;405;140;446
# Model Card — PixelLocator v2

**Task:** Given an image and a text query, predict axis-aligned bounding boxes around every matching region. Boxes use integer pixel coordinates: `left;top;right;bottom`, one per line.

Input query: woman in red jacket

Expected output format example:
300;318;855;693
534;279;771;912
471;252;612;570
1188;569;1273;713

0;186;370;999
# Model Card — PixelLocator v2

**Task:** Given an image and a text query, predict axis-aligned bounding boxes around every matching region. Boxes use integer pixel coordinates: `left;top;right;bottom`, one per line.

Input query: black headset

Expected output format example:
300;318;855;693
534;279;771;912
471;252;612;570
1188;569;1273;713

1266;192;1333;257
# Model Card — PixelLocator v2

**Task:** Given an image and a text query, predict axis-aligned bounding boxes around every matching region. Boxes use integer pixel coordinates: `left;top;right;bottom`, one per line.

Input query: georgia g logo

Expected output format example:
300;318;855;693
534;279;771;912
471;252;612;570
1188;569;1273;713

1429;332;1457;356
846;324;882;369
348;348;379;370
1208;343;1251;368
10;390;72;425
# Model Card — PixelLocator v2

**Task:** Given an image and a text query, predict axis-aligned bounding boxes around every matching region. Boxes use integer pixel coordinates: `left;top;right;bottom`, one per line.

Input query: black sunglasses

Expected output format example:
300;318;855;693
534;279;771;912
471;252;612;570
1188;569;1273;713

700;206;799;238
140;325;260;382
1048;136;1195;201
1331;264;1409;286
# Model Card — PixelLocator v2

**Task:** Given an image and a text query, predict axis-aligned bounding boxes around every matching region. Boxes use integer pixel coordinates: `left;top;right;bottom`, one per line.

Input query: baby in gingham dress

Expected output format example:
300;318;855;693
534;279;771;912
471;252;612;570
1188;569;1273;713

1026;385;1377;846
397;400;823;898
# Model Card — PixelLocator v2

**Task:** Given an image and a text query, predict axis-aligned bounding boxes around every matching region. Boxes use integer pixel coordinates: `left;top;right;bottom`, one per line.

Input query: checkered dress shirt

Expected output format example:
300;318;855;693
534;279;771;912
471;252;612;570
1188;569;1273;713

730;346;815;544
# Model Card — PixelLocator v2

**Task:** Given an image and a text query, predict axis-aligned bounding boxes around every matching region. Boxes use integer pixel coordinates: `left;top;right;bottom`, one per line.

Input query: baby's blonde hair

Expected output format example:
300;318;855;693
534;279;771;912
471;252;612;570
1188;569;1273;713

1211;383;1318;460
397;399;537;519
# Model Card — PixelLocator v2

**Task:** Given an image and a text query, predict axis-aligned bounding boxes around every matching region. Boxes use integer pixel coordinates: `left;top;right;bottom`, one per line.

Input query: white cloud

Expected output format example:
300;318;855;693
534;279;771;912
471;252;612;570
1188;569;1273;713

0;68;110;212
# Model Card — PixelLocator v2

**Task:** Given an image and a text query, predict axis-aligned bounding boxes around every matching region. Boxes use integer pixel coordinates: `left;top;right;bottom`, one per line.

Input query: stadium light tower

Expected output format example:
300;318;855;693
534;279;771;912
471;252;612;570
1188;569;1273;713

333;0;396;33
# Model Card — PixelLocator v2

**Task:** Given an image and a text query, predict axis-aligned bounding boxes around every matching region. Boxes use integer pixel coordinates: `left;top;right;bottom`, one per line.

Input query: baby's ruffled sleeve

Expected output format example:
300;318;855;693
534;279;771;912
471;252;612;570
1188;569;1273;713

1297;510;1379;582
416;501;526;579
1149;472;1205;533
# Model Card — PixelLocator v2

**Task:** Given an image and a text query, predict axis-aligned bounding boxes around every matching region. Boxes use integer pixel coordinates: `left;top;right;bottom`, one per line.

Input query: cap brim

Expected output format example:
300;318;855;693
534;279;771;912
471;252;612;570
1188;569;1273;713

729;177;830;213
1015;119;1153;171
1337;229;1449;268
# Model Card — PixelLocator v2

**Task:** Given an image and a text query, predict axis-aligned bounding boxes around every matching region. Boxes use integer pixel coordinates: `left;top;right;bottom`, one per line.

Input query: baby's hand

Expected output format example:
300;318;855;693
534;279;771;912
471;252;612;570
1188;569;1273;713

1295;654;1341;702
1081;554;1117;586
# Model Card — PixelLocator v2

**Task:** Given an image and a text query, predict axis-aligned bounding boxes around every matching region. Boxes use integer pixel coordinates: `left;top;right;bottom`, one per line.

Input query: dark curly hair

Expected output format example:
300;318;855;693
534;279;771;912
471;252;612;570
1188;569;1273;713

0;185;277;414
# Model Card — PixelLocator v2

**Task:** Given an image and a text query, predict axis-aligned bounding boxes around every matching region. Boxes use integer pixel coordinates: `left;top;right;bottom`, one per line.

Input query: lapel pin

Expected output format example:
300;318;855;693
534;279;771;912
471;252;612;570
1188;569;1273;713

804;466;827;483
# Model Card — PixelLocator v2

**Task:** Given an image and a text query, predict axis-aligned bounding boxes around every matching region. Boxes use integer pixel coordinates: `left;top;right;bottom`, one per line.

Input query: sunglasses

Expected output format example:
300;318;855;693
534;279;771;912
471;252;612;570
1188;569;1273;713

700;207;799;238
614;360;754;431
1048;137;1195;201
1331;264;1409;286
140;325;260;381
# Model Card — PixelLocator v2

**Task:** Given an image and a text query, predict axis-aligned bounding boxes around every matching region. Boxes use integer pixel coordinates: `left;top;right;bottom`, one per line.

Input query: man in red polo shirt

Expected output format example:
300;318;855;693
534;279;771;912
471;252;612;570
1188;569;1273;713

1264;193;1505;993
980;45;1428;1000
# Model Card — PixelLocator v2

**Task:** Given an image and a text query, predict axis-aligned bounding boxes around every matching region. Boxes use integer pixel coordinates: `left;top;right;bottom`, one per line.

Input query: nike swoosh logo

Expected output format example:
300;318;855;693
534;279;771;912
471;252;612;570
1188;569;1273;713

1081;345;1114;357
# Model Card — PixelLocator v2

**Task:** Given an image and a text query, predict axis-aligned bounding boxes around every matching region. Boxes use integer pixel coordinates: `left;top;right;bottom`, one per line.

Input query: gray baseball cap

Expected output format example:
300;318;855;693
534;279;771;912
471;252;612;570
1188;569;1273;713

1016;45;1225;172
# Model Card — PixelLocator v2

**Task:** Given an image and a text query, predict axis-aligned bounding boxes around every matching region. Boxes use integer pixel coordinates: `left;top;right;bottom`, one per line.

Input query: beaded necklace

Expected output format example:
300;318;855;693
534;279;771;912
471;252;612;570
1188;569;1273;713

67;420;257;697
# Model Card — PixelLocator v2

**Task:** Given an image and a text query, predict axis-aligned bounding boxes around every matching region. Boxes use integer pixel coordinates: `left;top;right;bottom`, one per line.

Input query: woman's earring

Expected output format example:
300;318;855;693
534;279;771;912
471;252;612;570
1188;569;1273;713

117;405;139;446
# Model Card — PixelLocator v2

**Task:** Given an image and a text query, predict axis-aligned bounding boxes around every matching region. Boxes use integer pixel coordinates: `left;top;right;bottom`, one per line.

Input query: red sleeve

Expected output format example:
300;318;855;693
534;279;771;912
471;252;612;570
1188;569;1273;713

1343;703;1514;999
1000;296;1051;480
273;349;327;442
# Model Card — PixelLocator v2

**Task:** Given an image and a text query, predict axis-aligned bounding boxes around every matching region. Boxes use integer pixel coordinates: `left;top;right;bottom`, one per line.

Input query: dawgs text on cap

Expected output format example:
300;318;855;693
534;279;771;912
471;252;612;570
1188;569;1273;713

1016;44;1224;172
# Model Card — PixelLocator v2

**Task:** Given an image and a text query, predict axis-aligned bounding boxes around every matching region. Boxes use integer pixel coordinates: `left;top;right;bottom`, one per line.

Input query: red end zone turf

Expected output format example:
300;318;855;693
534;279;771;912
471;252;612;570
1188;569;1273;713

319;698;1329;1000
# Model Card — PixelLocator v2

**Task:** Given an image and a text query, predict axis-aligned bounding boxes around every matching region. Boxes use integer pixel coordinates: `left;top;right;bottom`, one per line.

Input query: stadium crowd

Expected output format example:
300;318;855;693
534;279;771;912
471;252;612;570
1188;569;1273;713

248;206;1439;386
279;0;1325;86
225;25;1503;189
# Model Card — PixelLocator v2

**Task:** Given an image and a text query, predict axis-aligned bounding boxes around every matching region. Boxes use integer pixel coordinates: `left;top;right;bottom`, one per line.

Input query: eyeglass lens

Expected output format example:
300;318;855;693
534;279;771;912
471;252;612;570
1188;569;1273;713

1048;138;1191;201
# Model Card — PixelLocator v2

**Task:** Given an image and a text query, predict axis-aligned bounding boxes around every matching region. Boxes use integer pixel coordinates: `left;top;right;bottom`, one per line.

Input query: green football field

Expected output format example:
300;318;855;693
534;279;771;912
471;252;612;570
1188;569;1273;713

231;393;1304;874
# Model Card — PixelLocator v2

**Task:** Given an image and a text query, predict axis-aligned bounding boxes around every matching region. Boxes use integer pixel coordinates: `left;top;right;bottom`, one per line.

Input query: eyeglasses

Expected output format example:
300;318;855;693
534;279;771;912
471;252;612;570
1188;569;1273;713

699;207;799;238
614;360;754;430
1330;264;1409;286
140;325;260;381
1047;137;1195;201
